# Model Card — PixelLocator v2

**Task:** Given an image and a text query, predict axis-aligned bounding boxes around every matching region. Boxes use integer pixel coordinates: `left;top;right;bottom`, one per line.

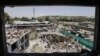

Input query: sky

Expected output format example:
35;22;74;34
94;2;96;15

4;6;95;18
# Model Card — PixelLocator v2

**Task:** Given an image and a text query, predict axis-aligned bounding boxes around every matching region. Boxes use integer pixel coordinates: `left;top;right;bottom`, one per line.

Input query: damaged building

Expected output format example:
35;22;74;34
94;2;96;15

6;29;31;53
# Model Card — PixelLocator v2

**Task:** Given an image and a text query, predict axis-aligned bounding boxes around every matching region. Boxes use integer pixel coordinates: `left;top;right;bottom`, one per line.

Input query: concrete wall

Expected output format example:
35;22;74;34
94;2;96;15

7;32;30;53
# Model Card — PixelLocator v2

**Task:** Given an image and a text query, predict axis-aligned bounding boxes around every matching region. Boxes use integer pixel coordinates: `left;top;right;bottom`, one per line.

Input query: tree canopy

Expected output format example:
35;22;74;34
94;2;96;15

20;17;31;21
4;12;14;24
45;16;49;21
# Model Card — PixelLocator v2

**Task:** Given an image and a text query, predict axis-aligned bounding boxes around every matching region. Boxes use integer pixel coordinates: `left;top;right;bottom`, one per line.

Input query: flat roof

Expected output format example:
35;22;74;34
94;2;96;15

6;29;31;45
13;21;49;24
39;31;66;37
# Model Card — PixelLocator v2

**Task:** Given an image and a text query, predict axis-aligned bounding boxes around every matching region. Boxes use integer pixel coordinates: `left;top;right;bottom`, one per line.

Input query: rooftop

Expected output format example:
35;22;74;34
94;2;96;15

13;20;49;25
6;28;30;44
38;31;66;37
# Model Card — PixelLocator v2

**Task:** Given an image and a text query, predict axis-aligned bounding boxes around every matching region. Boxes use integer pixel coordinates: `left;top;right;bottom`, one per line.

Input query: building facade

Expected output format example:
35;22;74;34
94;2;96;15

6;29;30;53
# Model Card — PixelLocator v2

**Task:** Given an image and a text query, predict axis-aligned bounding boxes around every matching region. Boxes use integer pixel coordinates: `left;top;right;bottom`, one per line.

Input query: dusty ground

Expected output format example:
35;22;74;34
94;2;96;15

29;31;37;40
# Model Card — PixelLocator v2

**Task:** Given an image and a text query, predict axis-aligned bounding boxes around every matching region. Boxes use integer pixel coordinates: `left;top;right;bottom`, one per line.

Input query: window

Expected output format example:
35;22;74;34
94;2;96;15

21;37;24;43
25;40;29;47
21;45;24;50
25;34;28;39
11;42;17;51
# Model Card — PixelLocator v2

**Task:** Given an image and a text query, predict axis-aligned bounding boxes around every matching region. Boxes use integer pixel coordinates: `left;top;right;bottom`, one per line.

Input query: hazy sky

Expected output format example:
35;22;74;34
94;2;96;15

4;6;95;18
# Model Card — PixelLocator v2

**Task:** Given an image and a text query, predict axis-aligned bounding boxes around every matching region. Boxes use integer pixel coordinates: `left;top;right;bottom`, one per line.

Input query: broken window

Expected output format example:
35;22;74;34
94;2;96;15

21;37;24;43
21;45;24;50
25;34;28;39
11;42;17;51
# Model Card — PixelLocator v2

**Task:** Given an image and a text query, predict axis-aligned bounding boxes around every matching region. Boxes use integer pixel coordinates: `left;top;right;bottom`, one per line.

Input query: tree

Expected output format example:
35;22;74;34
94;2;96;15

8;19;14;24
20;17;30;21
13;17;20;21
45;16;49;21
4;12;10;19
31;17;36;20
37;19;43;22
87;18;95;22
31;17;36;22
4;12;14;24
4;12;10;23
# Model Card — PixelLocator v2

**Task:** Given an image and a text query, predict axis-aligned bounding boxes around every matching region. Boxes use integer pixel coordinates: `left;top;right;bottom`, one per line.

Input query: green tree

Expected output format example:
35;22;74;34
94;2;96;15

31;17;36;20
4;12;10;23
31;17;36;22
13;17;20;21
87;18;95;22
8;19;14;24
45;16;49;21
20;17;30;21
37;19;43;22
4;12;14;24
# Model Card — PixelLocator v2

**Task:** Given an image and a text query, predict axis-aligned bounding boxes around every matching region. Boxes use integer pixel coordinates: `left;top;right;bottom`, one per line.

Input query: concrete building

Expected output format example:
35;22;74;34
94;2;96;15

12;21;54;29
5;20;54;53
35;31;85;53
6;29;31;53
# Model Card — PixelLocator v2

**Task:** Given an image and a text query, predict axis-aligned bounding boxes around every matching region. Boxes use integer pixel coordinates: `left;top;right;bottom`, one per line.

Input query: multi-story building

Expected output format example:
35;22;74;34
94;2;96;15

11;21;54;29
6;29;31;53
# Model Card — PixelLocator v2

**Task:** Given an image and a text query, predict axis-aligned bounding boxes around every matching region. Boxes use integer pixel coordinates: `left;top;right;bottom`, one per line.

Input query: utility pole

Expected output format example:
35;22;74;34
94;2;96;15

32;8;36;30
33;8;35;18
